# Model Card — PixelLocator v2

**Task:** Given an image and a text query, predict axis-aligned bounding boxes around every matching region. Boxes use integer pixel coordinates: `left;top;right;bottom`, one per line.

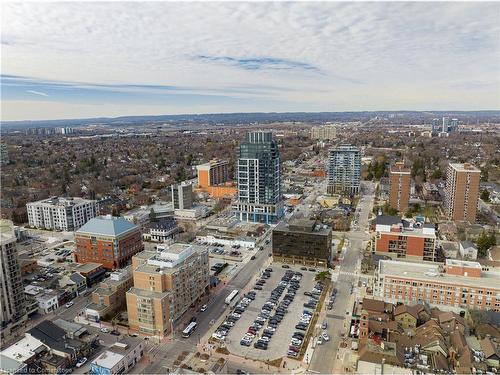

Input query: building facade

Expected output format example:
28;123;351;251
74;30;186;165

75;216;144;270
233;131;283;224
196;159;237;198
444;163;480;222
272;219;332;267
126;243;209;336
389;162;411;213
147;218;178;243
375;259;500;312
90;338;144;375
85;266;133;322
311;125;336;141
0;220;27;339
196;159;230;188
327;145;361;196
27;197;98;231
171;183;193;210
373;216;437;262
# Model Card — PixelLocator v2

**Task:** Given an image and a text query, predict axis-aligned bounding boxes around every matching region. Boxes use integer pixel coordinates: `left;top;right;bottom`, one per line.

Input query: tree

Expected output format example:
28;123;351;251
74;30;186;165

480;190;490;202
476;231;497;258
315;270;330;283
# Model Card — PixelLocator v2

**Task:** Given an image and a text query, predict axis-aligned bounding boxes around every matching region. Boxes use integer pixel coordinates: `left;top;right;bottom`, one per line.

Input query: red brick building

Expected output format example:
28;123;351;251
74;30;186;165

75;215;144;270
373;215;437;262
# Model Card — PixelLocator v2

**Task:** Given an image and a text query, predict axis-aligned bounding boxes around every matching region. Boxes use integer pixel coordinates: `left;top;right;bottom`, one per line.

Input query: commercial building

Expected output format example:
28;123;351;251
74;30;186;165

375;259;500;312
444;163;480;222
75;216;144;270
311;125;336;141
90;338;143;375
327;145;361;196
389;162;411;213
27;197;98;231
0;220;27;339
233;131;283;224
146;217;178;242
171;182;193;210
85;266;133;322
272;219;332;267
373;215;437;262
126;243;209;336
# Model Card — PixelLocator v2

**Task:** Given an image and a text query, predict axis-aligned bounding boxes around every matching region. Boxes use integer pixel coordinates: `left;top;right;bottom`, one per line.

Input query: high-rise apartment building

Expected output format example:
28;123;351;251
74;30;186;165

233;131;283;224
389;162;411;213
27;197;98;231
450;118;459;132
373;216;437;262
171;183;193;210
431;117;458;134
196;159;230;188
126;243;209;336
75;215;144;270
0;143;9;165
0;220;27;339
444;163;480;222
431;118;441;132
311;125;336;141
327;145;361;195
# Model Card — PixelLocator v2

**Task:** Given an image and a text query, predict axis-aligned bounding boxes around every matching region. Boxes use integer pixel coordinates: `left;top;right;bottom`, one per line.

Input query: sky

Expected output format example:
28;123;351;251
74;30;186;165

1;1;500;121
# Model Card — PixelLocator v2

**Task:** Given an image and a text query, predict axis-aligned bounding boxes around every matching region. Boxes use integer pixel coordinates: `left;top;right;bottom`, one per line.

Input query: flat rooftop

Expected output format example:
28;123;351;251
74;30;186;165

74;262;103;273
127;287;170;299
28;196;94;207
91;350;124;369
379;260;500;289
274;219;332;235
449;163;480;172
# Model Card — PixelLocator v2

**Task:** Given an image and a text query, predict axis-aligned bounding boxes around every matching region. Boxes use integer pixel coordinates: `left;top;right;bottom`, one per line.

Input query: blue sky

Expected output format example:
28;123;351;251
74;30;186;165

1;2;499;121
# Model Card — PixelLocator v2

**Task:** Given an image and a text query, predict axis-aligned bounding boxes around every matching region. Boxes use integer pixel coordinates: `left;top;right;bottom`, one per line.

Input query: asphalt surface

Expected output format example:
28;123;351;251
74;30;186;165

142;231;273;373
308;181;375;374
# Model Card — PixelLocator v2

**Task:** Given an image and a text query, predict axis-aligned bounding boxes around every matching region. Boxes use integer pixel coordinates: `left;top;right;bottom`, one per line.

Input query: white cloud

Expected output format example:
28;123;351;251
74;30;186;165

26;90;48;97
1;1;499;120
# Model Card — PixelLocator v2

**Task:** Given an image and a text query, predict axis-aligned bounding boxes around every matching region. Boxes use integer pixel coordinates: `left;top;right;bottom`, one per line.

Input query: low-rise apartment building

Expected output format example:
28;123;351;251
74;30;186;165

272;219;332;267
27;197;98;231
126;243;209;336
373;215;437;262
85;267;133;322
375;259;500;312
75;215;144;270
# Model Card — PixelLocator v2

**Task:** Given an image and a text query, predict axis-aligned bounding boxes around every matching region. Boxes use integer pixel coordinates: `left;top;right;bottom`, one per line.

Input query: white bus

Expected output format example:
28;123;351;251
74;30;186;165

225;289;239;305
182;322;197;338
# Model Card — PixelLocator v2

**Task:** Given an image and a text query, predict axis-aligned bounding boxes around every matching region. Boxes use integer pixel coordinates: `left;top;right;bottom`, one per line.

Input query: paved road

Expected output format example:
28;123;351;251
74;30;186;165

308;182;375;374
142;232;273;373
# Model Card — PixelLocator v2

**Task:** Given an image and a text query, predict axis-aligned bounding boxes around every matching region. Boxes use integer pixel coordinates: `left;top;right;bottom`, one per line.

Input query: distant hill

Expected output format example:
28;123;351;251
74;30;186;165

2;110;500;129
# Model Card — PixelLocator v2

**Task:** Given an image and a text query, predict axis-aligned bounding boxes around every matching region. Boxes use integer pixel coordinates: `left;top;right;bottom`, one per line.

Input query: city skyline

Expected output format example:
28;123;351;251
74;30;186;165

2;1;500;121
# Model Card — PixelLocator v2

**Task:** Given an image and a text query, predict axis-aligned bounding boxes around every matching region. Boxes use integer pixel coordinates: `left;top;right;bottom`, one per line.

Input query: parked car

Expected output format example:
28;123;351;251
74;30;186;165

65;301;74;308
200;304;208;312
100;327;109;333
75;358;87;368
282;264;290;269
110;330;120;336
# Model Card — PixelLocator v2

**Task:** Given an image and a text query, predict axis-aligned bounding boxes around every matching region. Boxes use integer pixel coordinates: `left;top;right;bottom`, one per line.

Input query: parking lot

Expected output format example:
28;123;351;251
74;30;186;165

223;265;318;361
